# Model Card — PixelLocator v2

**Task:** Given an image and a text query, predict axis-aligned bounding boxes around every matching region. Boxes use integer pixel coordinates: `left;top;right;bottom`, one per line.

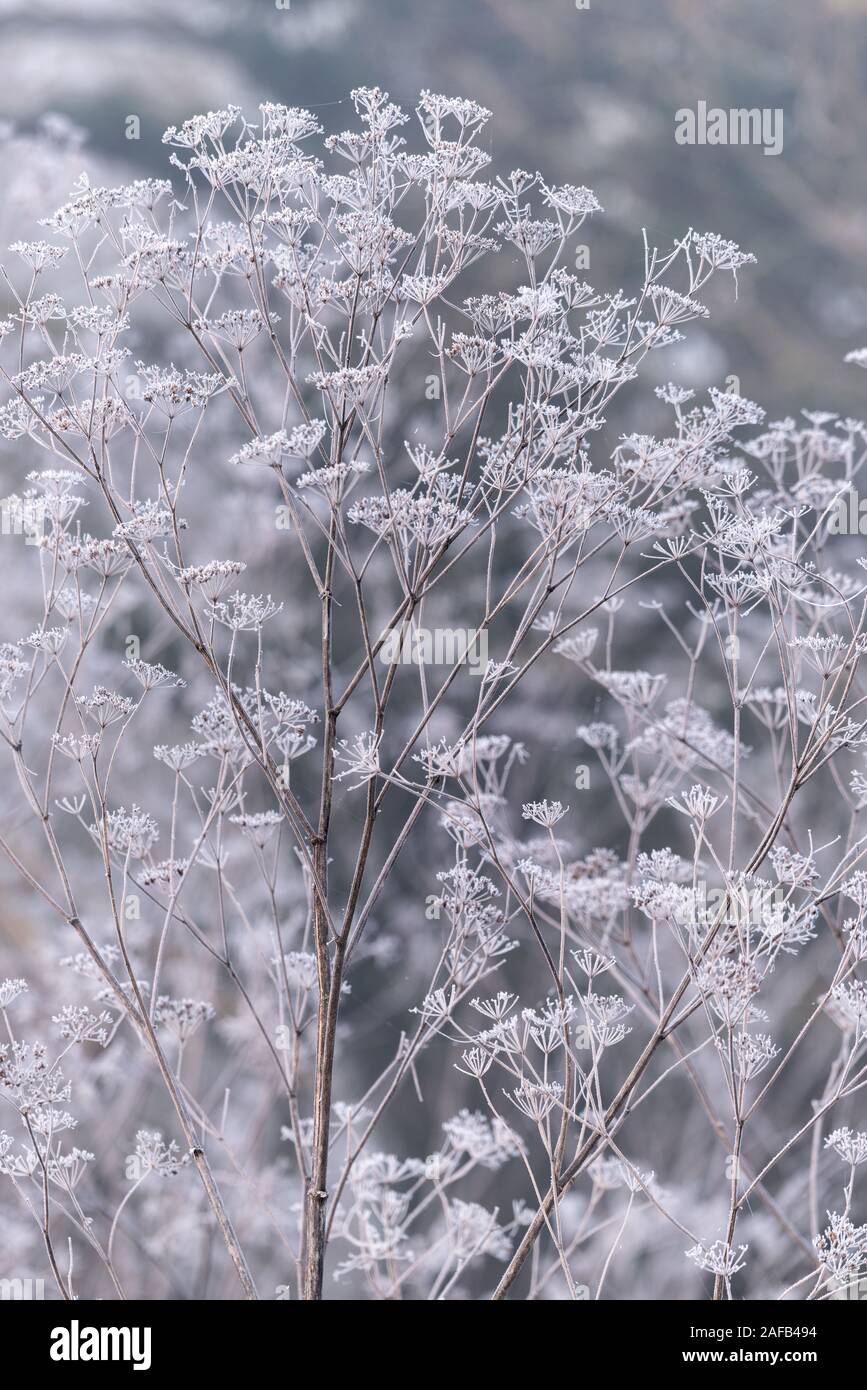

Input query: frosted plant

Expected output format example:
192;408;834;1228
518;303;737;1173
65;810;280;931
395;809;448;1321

0;86;865;1304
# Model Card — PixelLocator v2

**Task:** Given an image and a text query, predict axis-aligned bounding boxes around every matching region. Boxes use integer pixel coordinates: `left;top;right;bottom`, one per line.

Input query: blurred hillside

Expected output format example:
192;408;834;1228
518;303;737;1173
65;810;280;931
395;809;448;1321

0;0;866;417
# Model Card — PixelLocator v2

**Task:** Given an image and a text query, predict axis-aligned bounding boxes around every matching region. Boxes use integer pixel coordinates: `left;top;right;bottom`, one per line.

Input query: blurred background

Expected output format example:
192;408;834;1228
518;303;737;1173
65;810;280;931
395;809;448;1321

2;0;866;414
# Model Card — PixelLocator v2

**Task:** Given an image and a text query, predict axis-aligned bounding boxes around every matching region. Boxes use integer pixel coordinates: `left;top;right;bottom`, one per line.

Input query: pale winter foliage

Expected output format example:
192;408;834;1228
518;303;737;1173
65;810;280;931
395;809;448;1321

0;87;866;1301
